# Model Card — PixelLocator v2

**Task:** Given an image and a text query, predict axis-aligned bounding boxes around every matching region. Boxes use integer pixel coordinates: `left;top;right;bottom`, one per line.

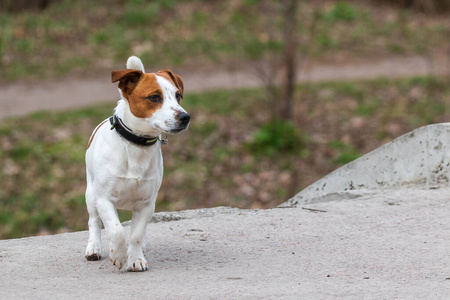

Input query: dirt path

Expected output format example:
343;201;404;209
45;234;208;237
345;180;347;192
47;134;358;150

0;52;448;120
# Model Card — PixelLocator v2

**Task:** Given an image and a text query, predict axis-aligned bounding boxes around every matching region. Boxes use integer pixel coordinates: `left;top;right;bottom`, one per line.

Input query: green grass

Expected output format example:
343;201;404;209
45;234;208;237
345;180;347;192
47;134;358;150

0;1;448;82
320;1;358;23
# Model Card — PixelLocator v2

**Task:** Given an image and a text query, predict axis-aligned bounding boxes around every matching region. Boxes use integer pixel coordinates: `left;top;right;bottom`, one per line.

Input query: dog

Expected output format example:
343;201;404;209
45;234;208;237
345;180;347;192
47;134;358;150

84;56;190;271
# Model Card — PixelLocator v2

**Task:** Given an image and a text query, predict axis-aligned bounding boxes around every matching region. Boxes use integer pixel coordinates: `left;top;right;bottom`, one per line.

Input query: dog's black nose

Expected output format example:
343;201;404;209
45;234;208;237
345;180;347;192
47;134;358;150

179;112;190;125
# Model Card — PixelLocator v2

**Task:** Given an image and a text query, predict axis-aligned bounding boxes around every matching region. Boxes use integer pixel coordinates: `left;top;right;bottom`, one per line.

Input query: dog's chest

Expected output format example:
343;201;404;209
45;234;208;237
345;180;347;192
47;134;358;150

111;147;163;210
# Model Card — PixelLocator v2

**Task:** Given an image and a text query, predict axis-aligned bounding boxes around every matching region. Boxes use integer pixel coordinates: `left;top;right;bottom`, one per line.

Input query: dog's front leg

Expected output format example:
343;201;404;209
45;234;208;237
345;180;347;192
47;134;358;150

85;186;102;261
126;204;154;272
97;199;127;270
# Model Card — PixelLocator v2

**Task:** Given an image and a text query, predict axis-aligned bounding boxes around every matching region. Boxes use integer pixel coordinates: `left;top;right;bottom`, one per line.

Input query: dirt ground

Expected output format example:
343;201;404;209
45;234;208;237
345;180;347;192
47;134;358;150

1;51;448;120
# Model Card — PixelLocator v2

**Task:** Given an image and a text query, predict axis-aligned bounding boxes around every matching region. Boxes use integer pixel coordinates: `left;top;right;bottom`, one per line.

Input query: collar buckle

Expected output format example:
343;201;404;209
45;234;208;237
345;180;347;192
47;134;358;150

160;134;168;145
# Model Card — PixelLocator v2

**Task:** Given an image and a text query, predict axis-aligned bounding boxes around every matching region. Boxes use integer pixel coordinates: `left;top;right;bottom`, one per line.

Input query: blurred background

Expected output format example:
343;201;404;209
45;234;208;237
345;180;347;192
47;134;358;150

0;0;449;239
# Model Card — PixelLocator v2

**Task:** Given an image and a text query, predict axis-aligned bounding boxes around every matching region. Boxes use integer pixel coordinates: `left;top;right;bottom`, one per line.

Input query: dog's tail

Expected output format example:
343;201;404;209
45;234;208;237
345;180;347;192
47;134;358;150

126;56;145;73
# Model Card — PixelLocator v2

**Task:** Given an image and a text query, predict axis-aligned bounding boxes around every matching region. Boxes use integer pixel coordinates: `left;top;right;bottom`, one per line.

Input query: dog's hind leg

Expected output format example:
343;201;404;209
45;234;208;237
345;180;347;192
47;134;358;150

85;187;102;261
126;204;155;272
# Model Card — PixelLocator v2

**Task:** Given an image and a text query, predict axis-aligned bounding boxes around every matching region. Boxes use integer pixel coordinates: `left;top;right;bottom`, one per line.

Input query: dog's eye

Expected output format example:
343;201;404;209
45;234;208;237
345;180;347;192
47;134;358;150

146;95;162;103
176;93;182;102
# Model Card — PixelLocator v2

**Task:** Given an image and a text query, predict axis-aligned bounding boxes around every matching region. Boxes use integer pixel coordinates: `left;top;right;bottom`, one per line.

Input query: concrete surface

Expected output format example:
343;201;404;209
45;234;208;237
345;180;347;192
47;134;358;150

284;123;450;207
1;187;450;299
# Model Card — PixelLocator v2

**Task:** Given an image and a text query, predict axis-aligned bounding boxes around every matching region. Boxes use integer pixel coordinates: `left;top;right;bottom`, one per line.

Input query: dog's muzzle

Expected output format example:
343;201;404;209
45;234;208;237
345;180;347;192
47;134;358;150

171;112;190;134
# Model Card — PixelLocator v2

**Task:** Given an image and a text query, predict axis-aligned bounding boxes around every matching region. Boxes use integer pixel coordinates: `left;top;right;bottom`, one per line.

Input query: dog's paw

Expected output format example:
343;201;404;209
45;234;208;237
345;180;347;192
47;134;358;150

85;241;102;261
109;245;127;270
126;258;149;272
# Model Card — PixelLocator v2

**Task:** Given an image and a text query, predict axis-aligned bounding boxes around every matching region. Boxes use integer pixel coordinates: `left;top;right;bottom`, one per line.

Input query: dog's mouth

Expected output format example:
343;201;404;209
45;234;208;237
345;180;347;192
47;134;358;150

153;120;190;135
168;125;188;135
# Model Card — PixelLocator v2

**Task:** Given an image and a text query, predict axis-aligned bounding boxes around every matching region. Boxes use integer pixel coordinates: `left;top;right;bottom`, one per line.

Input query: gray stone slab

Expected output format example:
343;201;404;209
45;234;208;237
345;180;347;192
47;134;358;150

1;187;450;299
284;123;450;207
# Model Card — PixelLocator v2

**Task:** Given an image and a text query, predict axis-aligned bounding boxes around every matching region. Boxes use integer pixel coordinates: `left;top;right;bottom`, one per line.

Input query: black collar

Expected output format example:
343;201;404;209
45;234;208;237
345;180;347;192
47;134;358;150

109;115;159;146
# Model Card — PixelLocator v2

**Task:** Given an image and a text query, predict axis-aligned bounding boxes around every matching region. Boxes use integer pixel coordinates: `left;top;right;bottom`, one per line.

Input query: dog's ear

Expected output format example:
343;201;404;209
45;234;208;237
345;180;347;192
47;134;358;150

157;70;184;96
111;69;143;94
173;73;184;96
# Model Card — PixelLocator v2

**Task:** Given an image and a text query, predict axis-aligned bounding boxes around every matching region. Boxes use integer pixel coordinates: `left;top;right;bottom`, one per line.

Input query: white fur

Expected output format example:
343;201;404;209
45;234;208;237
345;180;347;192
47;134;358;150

151;75;188;134
126;55;145;73
85;56;189;272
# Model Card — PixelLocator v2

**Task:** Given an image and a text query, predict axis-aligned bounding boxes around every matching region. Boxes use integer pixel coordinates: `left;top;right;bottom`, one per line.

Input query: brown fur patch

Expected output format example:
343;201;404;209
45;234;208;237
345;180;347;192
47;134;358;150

170;106;181;118
87;119;108;150
124;73;164;118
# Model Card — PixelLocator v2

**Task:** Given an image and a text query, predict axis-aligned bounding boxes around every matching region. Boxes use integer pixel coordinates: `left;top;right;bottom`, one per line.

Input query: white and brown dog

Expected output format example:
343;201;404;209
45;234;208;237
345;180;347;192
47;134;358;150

84;56;190;271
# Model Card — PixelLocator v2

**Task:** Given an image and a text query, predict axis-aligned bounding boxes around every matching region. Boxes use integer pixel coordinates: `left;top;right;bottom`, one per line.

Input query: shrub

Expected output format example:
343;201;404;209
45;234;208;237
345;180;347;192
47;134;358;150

321;2;357;23
246;119;308;157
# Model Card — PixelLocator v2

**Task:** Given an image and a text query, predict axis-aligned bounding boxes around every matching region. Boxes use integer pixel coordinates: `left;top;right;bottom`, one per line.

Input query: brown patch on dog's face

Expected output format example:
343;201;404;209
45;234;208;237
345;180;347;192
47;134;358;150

112;70;164;118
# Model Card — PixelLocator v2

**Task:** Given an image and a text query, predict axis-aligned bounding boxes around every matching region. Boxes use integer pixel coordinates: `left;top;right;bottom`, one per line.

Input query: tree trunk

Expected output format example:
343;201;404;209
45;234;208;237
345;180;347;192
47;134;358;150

278;0;298;121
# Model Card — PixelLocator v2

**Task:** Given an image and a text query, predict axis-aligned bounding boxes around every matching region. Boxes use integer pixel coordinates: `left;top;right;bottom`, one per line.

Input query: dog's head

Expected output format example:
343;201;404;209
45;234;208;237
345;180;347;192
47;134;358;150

111;56;190;135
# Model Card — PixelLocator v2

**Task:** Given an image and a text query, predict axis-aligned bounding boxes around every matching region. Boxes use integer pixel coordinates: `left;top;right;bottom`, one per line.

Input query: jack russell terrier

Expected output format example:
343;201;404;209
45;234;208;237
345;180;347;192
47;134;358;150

84;56;190;272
